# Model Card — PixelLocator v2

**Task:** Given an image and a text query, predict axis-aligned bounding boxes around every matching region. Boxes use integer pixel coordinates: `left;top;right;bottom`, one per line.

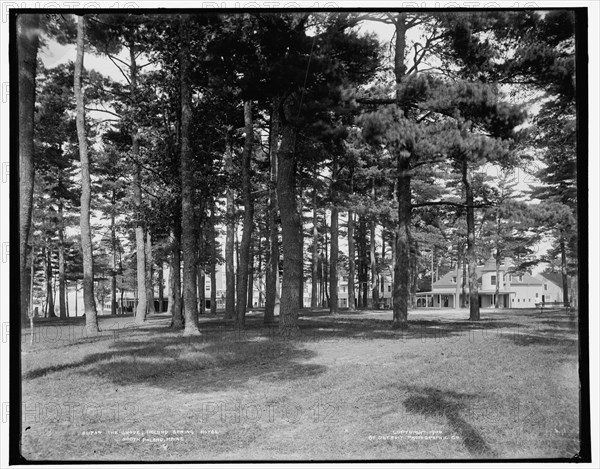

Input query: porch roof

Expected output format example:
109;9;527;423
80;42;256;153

417;289;515;295
416;289;457;295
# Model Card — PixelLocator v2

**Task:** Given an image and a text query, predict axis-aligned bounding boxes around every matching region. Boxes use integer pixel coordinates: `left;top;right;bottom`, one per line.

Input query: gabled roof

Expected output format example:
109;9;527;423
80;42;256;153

509;272;543;285
538;272;563;287
481;257;497;272
432;260;541;288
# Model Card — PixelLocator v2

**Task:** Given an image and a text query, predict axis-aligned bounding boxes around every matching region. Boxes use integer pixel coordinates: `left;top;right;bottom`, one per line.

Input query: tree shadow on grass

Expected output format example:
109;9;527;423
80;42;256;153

24;333;327;394
293;316;527;343
401;386;497;458
507;332;578;350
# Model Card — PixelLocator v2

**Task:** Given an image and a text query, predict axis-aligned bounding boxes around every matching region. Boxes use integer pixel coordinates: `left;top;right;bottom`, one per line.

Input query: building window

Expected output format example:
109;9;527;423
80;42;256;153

519;275;523;282
535;292;538;298
512;298;514;302
491;275;496;285
451;277;456;283
381;283;384;292
517;299;520;302
388;285;391;292
544;284;547;291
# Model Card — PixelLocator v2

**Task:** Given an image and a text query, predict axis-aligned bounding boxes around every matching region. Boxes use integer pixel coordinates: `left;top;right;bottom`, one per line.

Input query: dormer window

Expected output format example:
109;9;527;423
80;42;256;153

451;277;456;283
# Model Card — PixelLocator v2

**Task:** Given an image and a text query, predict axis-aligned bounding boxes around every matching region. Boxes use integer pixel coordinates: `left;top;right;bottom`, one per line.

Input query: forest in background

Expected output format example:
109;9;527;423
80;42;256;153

17;10;579;336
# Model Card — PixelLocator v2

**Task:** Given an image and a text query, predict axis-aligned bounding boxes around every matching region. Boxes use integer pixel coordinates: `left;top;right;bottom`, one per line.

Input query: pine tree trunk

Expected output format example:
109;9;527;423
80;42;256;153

168;226;183;328
74;16;99;332
146;230;156;314
323;223;329;308
455;249;461;310
110;191;117;315
179;14;200;335
247;240;254;310
347;209;356;311
461;253;468;308
235;100;254;329
463;160;480;321
265;99;280;324
225;137;236;320
410;239;418;308
391;15;411;330
58;201;67;318
277;124;301;336
209;198;217;315
392;155;411;328
18;13;39;328
370;219;379;309
495;250;501;308
330;206;339;314
560;233;569;305
257;236;264;307
66;280;70;317
158;263;164;313
311;184;319;309
359;216;368;308
198;265;205;314
46;246;55;317
298;187;304;309
129;39;147;325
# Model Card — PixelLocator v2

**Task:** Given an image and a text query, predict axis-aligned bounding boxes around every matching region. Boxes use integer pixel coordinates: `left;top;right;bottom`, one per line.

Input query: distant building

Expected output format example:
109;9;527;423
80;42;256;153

416;257;564;309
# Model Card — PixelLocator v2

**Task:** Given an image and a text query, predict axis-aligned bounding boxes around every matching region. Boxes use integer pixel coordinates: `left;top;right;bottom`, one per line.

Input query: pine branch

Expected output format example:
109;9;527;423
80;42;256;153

412;201;495;209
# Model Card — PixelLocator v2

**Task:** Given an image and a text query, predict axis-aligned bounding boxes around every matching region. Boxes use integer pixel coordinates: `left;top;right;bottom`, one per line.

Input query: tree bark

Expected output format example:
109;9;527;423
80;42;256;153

455;247;461;309
391;15;411;329
410;238;418;308
330;205;339;314
495;248;501;309
146;230;156;314
359;216;368;308
311;182;319;309
209;198;217;315
158;263;164;313
298;186;304;309
370;219;379;309
198;264;206;314
129;40;147;325
463;159;480;321
257;236;264;307
58;200;67;318
461;252;468;308
323;221;329;308
235;100;254;328
45;246;55;317
179;14;200;335
277;124;302;336
110;190;117;315
247;240;254;310
18;13;39;328
393;155;411;328
224;136;236;320
560;232;569;305
74;16;99;332
347;209;356;310
265;99;281;324
168;225;183;328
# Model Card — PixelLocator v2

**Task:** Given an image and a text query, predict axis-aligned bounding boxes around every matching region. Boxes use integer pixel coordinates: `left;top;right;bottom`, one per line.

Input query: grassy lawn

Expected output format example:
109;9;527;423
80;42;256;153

19;307;580;461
